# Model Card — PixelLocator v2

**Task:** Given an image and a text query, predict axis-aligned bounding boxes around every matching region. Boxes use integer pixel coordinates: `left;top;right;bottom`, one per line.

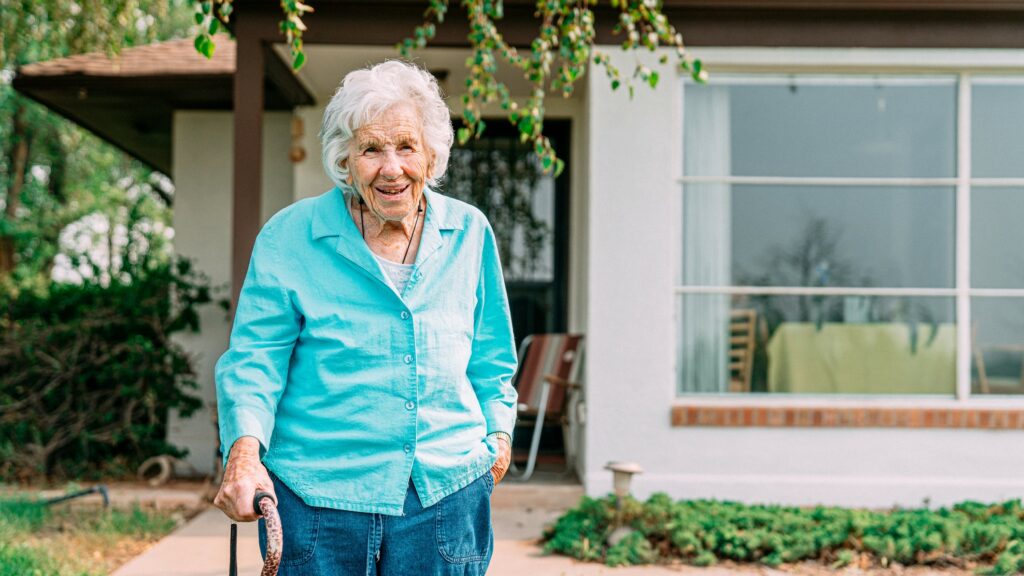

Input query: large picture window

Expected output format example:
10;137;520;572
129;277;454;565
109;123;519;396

678;73;1024;397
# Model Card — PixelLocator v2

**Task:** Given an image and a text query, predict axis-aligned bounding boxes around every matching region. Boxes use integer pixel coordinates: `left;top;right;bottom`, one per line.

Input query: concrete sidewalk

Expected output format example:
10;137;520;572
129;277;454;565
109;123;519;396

110;482;759;575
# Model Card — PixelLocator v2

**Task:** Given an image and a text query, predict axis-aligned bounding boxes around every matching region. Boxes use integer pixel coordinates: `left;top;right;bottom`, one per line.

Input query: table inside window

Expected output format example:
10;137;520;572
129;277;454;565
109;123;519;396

766;323;956;395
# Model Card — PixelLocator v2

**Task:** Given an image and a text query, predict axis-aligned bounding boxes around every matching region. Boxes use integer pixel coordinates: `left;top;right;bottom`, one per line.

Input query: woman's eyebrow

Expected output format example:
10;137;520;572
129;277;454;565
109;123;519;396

357;136;384;148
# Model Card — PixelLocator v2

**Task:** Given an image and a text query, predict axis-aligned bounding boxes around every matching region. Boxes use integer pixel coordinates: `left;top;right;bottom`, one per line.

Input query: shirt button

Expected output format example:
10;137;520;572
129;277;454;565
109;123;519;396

405;400;415;410
401;311;409;320
403;354;413;364
404;444;412;453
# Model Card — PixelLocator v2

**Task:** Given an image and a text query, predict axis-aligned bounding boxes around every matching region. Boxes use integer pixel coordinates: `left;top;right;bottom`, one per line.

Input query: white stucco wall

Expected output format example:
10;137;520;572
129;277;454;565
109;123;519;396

583;48;1024;508
168;110;293;475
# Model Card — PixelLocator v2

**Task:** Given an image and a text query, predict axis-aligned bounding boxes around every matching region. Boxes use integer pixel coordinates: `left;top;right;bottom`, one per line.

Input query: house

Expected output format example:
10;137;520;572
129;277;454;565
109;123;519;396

15;0;1024;507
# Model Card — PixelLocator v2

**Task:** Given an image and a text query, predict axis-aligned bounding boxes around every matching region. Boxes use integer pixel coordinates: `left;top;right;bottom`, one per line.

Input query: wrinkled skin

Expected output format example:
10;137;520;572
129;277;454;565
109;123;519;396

343;102;435;264
491;435;512;484
214;436;275;522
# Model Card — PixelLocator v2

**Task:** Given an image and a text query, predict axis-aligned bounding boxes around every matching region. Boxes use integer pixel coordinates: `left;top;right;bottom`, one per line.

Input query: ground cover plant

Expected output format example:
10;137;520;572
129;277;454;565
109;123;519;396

543;494;1024;575
0;493;187;576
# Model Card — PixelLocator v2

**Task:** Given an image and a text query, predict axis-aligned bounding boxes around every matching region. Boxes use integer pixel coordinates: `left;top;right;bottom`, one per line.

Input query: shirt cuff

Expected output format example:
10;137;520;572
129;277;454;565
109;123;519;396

219;408;274;468
480;399;516;438
488;431;512;446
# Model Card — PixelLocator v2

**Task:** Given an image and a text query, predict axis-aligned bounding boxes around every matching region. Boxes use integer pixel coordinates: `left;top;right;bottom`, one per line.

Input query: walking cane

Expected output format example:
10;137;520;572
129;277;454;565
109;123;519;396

229;491;282;576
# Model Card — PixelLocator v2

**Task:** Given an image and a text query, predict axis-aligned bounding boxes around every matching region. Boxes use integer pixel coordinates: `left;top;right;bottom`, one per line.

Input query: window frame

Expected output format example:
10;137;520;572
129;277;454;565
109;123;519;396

675;47;1024;406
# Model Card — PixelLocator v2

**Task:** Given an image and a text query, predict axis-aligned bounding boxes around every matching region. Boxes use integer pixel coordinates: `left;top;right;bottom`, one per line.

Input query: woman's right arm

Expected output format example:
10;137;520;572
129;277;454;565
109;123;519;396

214;224;301;521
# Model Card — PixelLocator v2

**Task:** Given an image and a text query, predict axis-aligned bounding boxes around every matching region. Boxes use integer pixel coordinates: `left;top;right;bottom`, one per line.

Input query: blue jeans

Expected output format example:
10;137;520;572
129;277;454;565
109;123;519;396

259;471;495;575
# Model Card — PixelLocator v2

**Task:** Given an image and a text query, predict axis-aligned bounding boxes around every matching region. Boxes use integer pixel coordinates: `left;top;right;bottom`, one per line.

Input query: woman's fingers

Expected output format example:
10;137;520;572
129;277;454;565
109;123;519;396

215;442;275;522
490;436;512;484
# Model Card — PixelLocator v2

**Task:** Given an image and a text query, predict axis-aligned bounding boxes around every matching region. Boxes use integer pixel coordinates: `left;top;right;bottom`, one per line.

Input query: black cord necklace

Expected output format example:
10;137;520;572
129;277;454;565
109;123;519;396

357;195;424;265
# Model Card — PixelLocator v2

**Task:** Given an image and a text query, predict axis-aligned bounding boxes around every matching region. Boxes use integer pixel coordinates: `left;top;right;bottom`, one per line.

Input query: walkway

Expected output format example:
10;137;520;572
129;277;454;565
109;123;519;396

109;482;760;575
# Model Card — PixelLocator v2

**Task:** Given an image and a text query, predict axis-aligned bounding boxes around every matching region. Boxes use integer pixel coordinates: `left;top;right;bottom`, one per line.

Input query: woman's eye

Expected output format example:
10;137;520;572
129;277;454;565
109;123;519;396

363;147;378;153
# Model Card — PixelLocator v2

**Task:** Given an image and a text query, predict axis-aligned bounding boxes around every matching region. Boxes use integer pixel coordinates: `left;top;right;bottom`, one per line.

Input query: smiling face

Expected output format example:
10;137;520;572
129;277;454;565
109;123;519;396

346;103;433;222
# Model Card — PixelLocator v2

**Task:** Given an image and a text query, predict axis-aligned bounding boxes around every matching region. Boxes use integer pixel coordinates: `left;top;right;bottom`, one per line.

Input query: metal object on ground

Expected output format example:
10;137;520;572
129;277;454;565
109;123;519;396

604;462;644;546
604;461;643;498
44;484;109;508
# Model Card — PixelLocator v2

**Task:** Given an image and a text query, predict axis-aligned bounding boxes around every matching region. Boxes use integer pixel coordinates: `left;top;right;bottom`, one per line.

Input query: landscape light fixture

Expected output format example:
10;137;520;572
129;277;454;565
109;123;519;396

605;461;643;498
604;461;643;546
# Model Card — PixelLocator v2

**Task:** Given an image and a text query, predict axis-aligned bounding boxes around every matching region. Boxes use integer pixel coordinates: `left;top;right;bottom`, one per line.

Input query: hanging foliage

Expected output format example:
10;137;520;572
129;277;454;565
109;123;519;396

193;0;706;176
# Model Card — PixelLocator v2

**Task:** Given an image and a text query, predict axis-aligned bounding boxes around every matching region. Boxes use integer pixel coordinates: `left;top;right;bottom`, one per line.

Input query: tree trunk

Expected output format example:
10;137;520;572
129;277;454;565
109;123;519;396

0;104;29;276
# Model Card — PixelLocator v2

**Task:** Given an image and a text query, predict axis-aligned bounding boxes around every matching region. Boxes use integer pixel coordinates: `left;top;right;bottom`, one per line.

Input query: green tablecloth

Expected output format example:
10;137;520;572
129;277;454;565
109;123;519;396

766;323;956;394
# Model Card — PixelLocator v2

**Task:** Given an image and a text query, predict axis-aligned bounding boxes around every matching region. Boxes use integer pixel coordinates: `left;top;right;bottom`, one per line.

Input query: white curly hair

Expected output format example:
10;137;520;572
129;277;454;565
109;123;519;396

320;60;453;191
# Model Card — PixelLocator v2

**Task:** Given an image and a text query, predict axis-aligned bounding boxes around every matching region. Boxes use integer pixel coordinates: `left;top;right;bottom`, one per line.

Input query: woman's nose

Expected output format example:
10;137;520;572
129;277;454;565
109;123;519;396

380;150;402;179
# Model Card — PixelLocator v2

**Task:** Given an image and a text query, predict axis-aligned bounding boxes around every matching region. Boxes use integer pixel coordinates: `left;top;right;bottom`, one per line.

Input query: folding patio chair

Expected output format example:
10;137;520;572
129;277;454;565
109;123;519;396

506;333;585;482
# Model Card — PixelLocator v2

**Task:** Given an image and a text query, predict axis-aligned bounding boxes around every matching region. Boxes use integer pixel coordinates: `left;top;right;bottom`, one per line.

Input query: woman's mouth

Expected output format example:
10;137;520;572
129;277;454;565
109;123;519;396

374;185;409;197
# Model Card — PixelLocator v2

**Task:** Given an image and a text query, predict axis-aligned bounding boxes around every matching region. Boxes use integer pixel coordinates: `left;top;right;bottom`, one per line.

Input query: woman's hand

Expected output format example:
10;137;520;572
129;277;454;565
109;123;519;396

490;435;511;485
214;436;277;521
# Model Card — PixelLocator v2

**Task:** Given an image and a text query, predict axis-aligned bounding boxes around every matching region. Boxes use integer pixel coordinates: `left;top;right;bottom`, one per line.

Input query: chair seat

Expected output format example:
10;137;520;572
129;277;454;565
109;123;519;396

507;333;585;482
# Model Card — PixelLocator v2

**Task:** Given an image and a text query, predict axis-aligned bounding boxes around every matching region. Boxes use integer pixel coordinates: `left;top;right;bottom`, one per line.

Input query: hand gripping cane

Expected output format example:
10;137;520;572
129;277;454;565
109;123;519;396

229;491;282;576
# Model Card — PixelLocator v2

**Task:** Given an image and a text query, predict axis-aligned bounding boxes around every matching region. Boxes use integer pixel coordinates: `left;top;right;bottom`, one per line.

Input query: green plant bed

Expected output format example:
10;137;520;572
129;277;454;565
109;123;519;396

543;494;1024;575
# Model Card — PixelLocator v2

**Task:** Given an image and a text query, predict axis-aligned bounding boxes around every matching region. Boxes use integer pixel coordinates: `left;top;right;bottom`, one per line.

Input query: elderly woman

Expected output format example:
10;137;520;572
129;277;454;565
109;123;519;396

213;60;517;575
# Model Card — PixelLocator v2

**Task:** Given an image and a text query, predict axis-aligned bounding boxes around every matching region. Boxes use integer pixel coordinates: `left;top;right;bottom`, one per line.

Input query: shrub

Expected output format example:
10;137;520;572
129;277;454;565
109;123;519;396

0;257;211;482
544;493;1024;573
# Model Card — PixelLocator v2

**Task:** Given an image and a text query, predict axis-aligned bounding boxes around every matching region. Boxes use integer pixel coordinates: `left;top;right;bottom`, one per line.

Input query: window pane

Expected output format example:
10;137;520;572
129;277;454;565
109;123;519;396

680;184;955;289
684;76;956;178
972;187;1024;289
972;81;1024;178
678;294;956;395
972;297;1024;396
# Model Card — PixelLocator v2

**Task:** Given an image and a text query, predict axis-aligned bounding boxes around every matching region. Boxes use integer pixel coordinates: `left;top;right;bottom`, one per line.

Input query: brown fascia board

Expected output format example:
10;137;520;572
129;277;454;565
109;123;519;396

12;78;174;173
12;71;303;176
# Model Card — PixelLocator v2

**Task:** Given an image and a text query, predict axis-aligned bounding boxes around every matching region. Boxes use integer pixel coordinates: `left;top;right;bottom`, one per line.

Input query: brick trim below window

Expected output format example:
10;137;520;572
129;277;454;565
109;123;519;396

671;405;1024;429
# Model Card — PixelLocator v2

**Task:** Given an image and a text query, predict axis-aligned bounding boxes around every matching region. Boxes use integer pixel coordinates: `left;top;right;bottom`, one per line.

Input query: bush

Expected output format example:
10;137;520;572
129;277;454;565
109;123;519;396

0;257;211;482
543;493;1024;574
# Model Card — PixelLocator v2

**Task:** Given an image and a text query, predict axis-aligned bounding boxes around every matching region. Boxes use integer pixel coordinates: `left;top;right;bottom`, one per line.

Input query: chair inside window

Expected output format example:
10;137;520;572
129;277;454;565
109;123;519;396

729;309;757;393
972;324;1024;395
507;333;585;482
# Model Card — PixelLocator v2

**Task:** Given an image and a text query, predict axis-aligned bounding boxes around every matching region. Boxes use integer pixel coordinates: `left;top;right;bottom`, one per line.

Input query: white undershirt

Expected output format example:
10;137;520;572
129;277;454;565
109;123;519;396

373;252;415;294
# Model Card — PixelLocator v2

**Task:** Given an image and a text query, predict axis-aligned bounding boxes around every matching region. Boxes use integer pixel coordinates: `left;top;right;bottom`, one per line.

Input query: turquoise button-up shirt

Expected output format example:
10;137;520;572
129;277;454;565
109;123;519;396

215;187;518;515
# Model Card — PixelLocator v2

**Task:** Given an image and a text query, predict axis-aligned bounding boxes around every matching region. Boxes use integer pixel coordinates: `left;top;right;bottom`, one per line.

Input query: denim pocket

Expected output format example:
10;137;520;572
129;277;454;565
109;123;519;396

435;473;493;564
264;473;321;567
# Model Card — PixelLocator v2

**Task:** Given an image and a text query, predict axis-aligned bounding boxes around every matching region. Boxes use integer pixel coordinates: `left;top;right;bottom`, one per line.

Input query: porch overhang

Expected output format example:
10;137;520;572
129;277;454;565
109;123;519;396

11;36;314;176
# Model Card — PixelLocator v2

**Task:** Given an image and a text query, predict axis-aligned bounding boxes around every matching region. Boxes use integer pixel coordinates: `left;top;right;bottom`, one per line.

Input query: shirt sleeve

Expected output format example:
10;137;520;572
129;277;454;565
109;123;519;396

467;222;519;438
215;224;301;467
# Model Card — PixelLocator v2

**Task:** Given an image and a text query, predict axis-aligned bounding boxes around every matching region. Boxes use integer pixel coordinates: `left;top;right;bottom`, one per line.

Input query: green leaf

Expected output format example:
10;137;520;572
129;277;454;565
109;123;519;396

218;2;233;18
553;158;565;177
457;127;471;145
611;79;620;91
541;155;553;171
648;71;659;88
628;85;635;99
201;36;215;58
194;12;204;25
200;1;211;15
292;50;306;70
208;18;219;35
194;34;208;58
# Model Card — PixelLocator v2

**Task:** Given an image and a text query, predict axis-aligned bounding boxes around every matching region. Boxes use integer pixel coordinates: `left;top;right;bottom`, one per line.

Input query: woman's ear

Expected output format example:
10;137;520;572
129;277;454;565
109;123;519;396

426;153;436;180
